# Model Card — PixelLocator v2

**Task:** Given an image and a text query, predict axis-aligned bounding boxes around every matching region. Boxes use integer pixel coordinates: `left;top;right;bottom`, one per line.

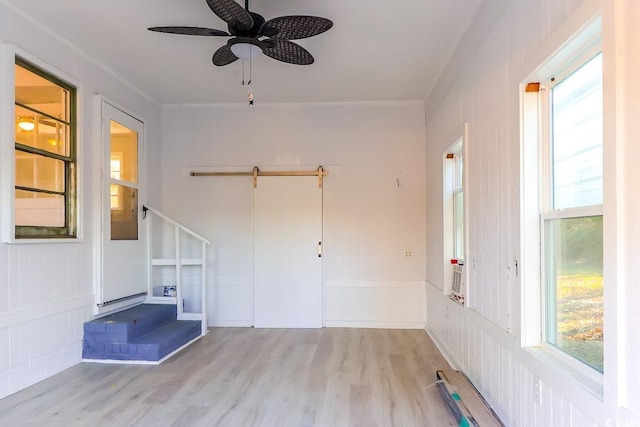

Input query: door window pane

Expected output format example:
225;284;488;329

111;185;138;240
110;120;138;184
545;215;603;371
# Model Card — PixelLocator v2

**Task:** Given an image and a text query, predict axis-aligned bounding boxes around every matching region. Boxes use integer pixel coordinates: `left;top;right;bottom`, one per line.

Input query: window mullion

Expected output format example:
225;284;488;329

15;144;72;162
14;101;71;126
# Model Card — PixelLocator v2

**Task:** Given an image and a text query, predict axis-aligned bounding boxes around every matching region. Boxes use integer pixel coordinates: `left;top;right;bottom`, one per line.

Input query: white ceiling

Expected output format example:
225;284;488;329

6;0;482;105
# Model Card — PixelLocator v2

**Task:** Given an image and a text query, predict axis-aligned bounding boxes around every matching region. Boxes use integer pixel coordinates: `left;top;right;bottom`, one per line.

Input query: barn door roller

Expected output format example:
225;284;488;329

191;166;327;188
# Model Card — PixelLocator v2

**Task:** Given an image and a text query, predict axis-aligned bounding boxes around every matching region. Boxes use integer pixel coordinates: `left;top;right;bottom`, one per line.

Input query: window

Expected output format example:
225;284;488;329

452;148;464;261
443;129;467;304
542;52;603;372
523;42;603;375
14;58;76;238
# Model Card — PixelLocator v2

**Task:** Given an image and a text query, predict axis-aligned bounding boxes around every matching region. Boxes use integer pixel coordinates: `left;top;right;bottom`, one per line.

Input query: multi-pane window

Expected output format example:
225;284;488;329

542;52;603;371
14;58;76;238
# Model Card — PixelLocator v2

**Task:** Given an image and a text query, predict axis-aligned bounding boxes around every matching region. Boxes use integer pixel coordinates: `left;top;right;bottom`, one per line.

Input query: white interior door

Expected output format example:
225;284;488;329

253;176;323;328
99;101;146;305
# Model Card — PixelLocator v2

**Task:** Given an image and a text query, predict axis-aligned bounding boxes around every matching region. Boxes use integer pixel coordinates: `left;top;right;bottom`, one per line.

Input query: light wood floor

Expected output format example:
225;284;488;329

0;328;500;427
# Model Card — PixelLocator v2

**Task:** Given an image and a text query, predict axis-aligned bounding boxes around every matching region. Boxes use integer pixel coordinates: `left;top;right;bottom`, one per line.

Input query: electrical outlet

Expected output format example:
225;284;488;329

533;376;542;405
404;250;412;257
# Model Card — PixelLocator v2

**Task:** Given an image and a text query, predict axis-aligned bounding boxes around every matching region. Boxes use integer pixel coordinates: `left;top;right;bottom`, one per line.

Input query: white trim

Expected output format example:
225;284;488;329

325;321;426;329
325;280;425;289
519;3;605;398
540;205;603;220
423;327;460;370
1;43;83;244
0;294;93;329
516;0;602;83
97;97;147;309
208;320;252;327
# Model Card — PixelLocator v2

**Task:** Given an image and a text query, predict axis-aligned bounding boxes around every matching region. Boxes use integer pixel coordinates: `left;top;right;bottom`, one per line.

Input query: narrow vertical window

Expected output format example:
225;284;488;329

14;58;76;238
443;135;466;305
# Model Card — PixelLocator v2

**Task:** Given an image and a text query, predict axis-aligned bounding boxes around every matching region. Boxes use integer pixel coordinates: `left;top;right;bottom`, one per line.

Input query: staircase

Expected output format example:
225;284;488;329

82;304;201;363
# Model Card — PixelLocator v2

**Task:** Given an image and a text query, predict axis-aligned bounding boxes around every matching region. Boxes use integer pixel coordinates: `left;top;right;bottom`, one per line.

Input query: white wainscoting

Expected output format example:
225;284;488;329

0;299;93;400
206;276;252;327
425;284;601;426
325;280;426;329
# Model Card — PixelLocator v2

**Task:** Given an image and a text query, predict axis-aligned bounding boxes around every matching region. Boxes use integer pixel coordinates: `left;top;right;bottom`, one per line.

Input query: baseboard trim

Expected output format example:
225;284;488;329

325;320;426;329
424;326;460;370
208;320;252;327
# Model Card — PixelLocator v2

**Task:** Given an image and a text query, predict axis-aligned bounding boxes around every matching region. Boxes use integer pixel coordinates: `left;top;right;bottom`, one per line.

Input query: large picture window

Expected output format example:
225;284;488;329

14;58;77;238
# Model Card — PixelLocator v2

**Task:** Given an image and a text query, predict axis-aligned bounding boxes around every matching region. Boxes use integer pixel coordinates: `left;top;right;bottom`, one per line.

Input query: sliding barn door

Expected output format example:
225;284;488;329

253;176;323;328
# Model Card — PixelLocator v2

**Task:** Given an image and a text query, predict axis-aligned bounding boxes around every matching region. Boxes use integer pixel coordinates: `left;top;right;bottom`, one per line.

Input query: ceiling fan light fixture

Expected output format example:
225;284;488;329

230;42;261;60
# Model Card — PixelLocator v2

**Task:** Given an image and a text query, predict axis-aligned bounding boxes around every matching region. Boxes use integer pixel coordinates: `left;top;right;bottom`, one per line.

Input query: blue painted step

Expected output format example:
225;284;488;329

83;304;177;344
82;304;201;362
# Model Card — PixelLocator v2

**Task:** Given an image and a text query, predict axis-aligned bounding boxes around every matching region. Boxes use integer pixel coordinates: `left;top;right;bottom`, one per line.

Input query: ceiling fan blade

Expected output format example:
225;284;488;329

206;0;253;30
212;44;239;66
261;40;314;65
261;16;333;40
148;26;229;36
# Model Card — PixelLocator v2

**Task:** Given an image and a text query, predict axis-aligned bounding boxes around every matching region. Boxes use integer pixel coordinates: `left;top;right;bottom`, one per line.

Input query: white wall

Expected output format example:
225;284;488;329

424;0;640;425
159;102;427;329
0;3;161;399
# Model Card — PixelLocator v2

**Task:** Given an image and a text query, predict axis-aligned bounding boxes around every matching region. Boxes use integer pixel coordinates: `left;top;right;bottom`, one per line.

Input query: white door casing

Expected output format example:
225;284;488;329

99;100;146;306
253;176;323;328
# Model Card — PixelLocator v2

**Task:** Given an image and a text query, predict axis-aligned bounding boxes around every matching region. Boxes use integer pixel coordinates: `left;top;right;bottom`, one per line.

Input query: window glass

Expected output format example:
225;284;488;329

453;189;464;260
551;53;603;210
544;52;603;371
15;190;65;227
15;151;65;192
111;186;138;240
545;215;603;371
110;120;138;184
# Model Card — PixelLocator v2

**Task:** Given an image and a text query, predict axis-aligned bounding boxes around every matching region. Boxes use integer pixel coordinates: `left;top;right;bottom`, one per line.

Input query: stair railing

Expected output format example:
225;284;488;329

142;205;210;336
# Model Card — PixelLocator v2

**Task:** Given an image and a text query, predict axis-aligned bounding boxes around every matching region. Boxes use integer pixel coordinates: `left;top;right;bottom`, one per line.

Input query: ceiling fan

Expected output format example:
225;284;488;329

148;0;333;66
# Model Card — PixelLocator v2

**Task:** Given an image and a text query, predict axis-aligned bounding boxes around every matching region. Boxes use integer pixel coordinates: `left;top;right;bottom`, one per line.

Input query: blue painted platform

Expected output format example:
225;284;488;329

82;304;200;362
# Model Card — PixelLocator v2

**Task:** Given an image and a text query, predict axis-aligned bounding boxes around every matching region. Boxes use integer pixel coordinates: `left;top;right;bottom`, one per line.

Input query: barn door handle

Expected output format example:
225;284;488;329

318;241;322;258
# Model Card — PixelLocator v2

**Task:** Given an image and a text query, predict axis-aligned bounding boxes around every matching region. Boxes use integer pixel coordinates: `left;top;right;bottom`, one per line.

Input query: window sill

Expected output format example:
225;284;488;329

524;345;603;399
3;237;81;244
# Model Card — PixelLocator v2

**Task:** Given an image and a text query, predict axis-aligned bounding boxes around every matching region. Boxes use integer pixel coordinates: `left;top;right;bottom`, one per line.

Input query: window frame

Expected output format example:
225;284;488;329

520;16;604;393
540;50;604;371
442;123;469;305
0;46;80;243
